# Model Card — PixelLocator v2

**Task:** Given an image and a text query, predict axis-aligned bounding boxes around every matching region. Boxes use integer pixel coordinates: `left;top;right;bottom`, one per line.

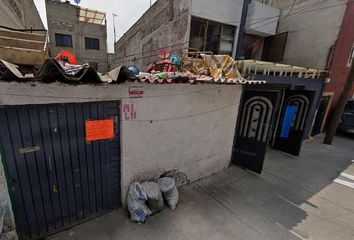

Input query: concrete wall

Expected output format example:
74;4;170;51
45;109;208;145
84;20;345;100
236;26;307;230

191;0;242;25
113;0;191;71
273;0;347;69
0;81;242;205
120;83;242;197
45;0;108;72
246;1;280;37
0;0;44;29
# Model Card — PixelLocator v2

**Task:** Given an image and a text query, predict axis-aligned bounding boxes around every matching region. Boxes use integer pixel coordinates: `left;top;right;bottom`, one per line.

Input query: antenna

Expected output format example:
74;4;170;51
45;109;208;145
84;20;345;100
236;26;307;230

74;0;81;5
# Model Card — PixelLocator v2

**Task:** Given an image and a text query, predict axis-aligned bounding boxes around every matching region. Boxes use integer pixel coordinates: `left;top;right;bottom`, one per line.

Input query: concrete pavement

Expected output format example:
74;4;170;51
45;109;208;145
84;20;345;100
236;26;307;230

49;134;354;240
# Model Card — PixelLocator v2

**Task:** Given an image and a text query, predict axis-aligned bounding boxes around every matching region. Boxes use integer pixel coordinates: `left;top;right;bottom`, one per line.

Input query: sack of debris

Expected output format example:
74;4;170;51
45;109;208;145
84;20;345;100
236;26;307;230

127;182;152;223
0;231;16;240
157;177;179;211
0;199;5;234
141;182;164;214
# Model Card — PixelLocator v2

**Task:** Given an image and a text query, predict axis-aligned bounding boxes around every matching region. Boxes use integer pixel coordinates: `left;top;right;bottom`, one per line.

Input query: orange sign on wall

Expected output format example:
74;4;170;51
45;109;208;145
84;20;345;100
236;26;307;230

85;119;114;142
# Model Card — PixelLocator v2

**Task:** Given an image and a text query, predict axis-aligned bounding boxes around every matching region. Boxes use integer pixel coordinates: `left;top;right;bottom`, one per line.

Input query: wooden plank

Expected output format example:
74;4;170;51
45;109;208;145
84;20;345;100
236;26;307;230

0;36;44;50
0;46;45;65
0;29;46;42
320;92;334;132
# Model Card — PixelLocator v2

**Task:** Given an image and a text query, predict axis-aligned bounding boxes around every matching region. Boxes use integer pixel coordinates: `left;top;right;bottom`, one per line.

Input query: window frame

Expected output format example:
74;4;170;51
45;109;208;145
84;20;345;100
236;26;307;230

85;37;100;50
189;16;236;56
55;33;73;48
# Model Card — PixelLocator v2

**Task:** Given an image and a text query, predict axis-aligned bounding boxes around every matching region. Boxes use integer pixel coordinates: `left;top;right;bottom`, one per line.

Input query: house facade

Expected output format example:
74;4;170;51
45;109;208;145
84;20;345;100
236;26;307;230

112;0;280;70
255;0;354;133
45;0;108;72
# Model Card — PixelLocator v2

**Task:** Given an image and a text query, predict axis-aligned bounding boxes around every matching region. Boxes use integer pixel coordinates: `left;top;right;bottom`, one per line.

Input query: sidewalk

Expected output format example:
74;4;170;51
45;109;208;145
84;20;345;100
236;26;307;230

50;134;354;240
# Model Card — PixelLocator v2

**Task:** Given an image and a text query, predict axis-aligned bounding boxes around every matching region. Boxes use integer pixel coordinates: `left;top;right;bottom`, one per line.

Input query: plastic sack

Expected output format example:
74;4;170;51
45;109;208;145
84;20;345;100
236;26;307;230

127;182;152;223
141;182;164;214
0;199;6;234
0;231;16;240
157;177;179;211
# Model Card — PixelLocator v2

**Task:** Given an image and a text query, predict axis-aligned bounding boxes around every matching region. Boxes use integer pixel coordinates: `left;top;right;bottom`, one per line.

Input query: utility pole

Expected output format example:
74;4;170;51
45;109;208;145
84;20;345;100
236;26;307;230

236;0;252;59
324;62;354;144
150;0;152;7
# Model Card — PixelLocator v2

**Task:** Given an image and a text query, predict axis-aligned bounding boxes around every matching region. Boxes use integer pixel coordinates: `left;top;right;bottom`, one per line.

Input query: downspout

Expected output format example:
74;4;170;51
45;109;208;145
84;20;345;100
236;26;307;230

236;0;252;59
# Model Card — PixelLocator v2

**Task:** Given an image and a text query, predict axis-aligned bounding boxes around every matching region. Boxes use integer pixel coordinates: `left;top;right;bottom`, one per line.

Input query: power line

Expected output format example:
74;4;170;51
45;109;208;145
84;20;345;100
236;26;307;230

111;0;352;65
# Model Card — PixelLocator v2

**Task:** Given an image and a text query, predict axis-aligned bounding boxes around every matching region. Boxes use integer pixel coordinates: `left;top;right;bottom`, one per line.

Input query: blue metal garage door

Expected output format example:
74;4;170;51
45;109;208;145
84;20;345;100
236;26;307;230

0;101;121;239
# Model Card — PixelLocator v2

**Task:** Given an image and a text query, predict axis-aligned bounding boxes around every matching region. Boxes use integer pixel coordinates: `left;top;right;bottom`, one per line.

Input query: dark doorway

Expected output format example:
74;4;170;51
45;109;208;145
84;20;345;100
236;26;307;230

311;94;332;136
273;90;315;156
232;90;280;173
0;101;121;239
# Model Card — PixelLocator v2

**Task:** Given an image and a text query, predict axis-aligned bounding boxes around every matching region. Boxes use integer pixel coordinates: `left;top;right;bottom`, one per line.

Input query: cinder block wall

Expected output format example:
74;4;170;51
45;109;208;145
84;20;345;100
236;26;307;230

113;0;191;71
0;0;44;30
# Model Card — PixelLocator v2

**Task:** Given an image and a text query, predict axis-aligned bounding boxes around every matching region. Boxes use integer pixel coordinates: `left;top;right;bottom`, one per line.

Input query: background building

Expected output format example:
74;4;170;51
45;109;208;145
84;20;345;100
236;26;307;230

112;0;280;70
45;0;108;72
270;0;354;132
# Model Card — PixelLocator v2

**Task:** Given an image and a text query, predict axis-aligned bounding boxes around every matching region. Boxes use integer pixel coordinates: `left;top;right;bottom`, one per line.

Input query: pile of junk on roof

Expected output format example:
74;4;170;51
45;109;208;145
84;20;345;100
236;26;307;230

0;48;257;85
0;29;326;85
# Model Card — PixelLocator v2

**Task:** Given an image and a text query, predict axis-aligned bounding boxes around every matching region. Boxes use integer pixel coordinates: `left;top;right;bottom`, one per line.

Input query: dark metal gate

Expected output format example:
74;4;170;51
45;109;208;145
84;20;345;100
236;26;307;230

0;101;121;239
311;94;331;136
273;90;315;156
232;90;279;173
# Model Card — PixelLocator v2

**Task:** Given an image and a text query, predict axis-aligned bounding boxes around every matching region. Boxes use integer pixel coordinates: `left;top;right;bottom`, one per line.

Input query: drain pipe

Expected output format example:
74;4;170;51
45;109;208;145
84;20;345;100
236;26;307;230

236;0;252;59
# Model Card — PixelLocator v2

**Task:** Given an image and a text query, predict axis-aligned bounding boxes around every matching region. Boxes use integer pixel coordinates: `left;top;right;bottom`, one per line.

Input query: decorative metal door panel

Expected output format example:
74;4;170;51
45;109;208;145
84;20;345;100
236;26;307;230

0;101;121;239
232;90;279;174
273;90;315;156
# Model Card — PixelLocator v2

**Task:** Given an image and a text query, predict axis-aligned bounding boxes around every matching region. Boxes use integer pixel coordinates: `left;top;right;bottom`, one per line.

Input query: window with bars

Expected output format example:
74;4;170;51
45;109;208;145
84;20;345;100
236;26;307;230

85;37;100;50
55;33;73;47
189;16;236;56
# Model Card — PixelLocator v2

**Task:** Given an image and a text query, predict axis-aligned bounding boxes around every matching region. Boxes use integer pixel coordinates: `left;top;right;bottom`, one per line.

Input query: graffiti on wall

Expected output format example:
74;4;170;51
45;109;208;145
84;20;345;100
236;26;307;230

123;103;137;120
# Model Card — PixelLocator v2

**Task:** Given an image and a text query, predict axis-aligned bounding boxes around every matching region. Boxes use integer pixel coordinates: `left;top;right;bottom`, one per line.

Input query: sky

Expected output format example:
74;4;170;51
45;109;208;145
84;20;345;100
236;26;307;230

33;0;157;53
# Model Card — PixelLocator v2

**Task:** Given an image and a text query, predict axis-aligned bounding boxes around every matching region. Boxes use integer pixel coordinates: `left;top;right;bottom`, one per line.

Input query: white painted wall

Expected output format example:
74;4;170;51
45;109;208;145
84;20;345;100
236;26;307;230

275;0;347;69
0;82;242;205
120;83;242;198
246;1;280;36
191;0;243;26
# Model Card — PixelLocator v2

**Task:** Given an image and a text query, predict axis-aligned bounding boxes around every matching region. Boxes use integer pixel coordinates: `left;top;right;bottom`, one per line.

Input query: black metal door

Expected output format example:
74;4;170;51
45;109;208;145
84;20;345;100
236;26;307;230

232;90;279;174
273;90;315;156
0;101;121;239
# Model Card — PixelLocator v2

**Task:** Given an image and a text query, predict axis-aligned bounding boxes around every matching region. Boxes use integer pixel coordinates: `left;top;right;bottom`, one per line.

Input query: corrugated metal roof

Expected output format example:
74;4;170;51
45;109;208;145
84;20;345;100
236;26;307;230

0;58;266;85
136;73;266;84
